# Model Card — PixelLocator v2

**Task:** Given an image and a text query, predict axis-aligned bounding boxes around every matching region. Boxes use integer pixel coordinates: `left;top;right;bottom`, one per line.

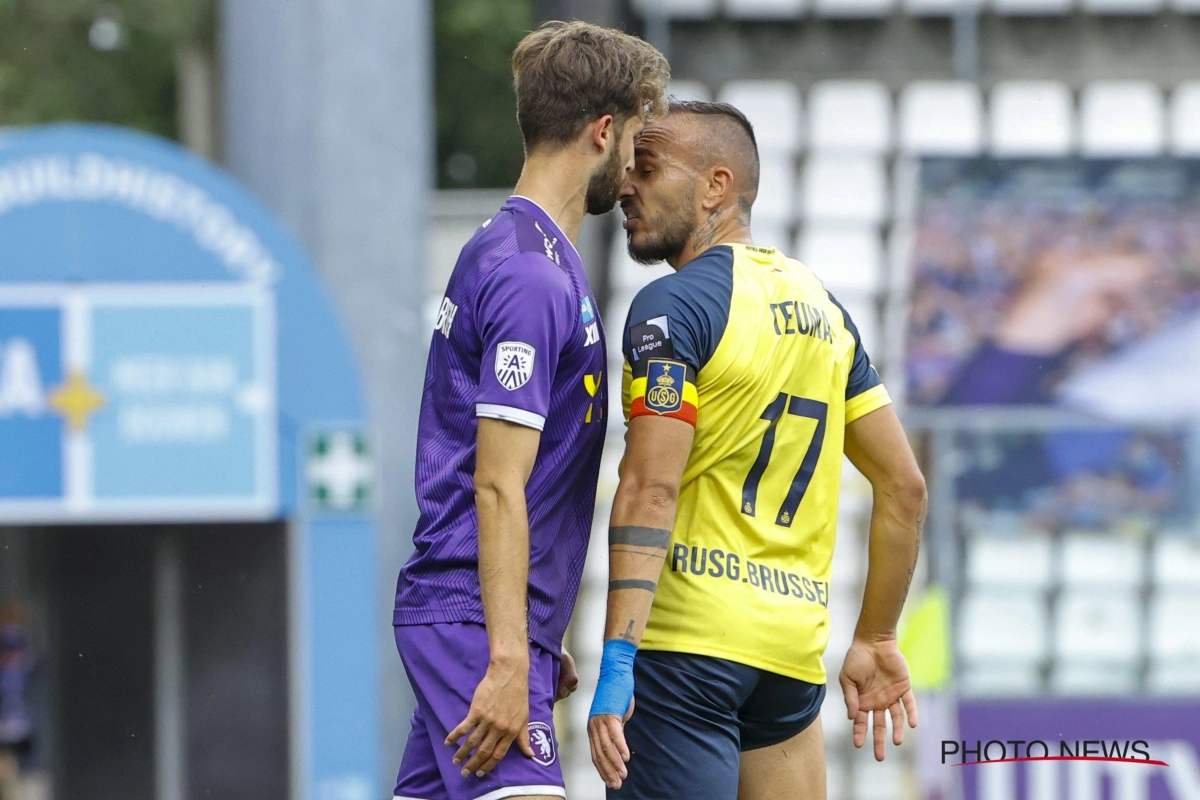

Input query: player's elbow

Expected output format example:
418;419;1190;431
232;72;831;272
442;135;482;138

878;468;927;516
616;472;681;516
892;472;926;515
473;474;521;509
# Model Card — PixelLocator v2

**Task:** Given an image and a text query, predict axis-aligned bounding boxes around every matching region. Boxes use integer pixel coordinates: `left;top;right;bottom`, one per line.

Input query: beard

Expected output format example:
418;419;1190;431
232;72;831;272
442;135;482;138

626;190;697;265
584;142;627;216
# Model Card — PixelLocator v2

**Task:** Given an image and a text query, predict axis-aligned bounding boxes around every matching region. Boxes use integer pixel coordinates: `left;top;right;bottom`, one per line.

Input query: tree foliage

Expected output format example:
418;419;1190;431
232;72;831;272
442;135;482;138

435;0;533;189
0;0;212;139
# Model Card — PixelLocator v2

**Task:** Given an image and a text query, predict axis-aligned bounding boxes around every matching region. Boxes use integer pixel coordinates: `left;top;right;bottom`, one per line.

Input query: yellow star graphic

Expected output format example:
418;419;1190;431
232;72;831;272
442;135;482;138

49;371;107;431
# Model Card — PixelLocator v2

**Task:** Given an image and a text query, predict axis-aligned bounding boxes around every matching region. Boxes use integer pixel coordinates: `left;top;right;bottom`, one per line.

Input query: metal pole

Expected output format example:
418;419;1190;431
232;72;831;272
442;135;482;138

642;0;672;61
952;4;981;84
154;531;186;800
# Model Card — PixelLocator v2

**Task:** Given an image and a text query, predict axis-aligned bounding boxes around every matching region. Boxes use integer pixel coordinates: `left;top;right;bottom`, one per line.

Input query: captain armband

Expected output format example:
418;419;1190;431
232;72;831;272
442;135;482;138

627;358;698;426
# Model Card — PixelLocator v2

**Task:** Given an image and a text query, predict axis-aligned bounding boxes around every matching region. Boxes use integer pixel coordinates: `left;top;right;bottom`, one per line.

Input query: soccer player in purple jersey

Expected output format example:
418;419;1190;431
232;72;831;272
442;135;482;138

391;22;669;800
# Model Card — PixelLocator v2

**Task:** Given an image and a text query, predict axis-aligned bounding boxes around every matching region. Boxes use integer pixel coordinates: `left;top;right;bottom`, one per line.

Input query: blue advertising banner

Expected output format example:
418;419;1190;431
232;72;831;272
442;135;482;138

0;285;275;520
0;124;379;800
958;700;1200;800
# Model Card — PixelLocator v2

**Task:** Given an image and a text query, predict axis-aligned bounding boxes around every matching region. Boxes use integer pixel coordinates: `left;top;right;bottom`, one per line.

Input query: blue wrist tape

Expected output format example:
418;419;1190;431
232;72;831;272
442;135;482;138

588;639;637;718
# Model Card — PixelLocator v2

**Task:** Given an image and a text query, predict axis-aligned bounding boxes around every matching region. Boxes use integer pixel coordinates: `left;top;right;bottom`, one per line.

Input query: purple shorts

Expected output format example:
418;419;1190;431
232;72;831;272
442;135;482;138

393;623;564;800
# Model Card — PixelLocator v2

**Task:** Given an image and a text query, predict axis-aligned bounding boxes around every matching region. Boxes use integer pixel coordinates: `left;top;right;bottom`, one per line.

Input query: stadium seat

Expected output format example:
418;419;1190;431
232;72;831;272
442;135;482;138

964;535;1054;590
1051;663;1138;696
798;154;888;224
1152;535;1200;588
718;80;804;154
726;0;808;16
1149;590;1200;661
989;81;1075;155
667;79;712;103
904;0;983;15
1169;82;1200;155
991;0;1072;14
796;224;883;294
898;81;985;155
1147;661;1200;695
1060;533;1144;588
958;589;1048;664
814;0;896;16
1080;81;1166;156
755;151;798;222
631;0;720;18
1081;0;1162;13
1054;589;1140;665
808;81;893;154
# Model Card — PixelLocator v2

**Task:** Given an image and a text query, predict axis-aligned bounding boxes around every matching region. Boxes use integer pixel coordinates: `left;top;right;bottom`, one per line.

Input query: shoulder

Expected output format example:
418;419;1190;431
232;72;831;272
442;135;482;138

482;248;573;298
629;246;734;320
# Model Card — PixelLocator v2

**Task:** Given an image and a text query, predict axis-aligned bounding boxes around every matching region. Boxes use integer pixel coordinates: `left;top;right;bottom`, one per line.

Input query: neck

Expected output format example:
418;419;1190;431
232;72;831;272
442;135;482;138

512;147;592;244
668;205;756;270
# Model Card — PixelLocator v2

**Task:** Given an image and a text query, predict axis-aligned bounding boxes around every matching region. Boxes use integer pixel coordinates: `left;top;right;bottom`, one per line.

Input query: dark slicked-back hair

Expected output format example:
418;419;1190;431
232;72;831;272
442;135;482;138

668;100;761;196
512;21;670;150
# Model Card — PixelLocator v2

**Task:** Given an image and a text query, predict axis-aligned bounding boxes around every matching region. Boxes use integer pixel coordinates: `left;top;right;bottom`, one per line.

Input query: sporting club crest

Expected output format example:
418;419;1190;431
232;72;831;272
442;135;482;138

495;341;535;391
527;721;557;766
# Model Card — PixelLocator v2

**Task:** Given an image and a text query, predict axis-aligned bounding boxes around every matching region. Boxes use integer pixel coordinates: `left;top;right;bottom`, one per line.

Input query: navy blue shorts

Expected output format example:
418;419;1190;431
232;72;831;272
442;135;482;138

610;650;825;800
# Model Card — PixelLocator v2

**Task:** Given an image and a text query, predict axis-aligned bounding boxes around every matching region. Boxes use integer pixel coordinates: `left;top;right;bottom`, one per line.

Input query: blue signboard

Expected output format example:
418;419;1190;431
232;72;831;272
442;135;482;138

0;125;380;800
0;306;63;500
0;285;275;520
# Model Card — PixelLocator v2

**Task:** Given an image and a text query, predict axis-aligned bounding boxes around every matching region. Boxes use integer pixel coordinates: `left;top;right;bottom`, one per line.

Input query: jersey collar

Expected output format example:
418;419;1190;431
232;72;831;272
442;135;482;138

507;194;583;265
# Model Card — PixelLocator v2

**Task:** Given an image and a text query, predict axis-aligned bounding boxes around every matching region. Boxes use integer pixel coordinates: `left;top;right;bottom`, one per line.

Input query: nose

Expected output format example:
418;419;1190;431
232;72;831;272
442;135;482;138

618;180;635;202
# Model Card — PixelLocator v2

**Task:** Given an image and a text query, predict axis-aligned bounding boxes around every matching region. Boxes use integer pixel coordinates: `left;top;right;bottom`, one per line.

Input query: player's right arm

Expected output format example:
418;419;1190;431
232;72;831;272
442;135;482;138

445;253;574;777
588;273;714;790
841;403;926;761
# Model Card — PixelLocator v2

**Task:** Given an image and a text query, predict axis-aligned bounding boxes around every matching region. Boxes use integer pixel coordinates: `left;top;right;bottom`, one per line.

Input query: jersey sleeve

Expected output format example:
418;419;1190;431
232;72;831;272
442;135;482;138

621;261;730;427
831;296;892;424
474;253;575;431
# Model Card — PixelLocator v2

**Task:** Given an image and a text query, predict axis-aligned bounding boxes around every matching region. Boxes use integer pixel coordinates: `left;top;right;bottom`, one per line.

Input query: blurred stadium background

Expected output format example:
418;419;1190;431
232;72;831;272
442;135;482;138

2;1;1200;799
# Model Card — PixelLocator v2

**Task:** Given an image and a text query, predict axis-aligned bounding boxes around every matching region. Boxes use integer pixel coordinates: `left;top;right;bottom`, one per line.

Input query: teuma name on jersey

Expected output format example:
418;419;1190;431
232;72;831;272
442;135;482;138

769;300;834;343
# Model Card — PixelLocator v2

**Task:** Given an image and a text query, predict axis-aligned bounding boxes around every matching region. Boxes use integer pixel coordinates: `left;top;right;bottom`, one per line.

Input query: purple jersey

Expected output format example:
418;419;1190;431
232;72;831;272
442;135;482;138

394;196;608;652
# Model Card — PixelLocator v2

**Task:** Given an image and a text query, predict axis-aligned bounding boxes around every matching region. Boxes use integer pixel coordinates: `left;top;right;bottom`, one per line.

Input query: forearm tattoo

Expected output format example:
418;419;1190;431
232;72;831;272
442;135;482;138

609;525;671;550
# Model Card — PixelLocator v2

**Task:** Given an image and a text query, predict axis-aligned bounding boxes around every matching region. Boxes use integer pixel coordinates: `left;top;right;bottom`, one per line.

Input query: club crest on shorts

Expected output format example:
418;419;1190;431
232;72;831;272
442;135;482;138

495;342;535;391
527;721;557;766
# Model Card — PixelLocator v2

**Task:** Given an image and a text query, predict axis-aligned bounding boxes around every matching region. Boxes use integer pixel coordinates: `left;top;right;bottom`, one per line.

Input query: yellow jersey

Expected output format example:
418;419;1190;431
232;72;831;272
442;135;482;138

621;243;891;683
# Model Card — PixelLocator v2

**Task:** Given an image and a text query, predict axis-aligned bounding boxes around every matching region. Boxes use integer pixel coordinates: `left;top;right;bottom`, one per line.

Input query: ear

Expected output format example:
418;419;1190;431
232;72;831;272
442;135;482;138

586;114;616;155
700;166;735;212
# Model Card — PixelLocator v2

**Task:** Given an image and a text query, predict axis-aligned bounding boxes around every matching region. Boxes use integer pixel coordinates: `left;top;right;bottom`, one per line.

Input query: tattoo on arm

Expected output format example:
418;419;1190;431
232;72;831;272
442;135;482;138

618;619;636;642
610;526;671;550
609;579;658;593
904;509;926;597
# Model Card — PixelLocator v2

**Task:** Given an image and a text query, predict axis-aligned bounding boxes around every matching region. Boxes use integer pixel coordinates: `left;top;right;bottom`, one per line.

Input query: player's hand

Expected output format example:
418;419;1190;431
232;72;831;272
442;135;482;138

556;647;580;701
839;636;918;762
446;656;535;777
588;698;635;790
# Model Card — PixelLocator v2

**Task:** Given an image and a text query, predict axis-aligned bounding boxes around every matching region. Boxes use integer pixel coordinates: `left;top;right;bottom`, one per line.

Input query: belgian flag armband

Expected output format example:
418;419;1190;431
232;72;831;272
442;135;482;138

628;358;698;426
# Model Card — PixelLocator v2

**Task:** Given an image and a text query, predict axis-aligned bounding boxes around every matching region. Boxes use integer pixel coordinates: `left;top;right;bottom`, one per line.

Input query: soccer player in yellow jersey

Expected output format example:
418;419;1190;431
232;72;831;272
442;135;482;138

586;101;927;799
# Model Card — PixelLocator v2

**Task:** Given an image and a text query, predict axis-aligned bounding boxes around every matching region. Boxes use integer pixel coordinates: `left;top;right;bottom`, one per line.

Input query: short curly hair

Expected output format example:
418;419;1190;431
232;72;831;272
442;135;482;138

511;21;670;150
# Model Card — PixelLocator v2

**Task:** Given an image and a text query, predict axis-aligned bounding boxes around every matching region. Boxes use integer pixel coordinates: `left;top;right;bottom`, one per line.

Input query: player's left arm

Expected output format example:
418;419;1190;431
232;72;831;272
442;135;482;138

841;404;925;761
587;413;694;790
